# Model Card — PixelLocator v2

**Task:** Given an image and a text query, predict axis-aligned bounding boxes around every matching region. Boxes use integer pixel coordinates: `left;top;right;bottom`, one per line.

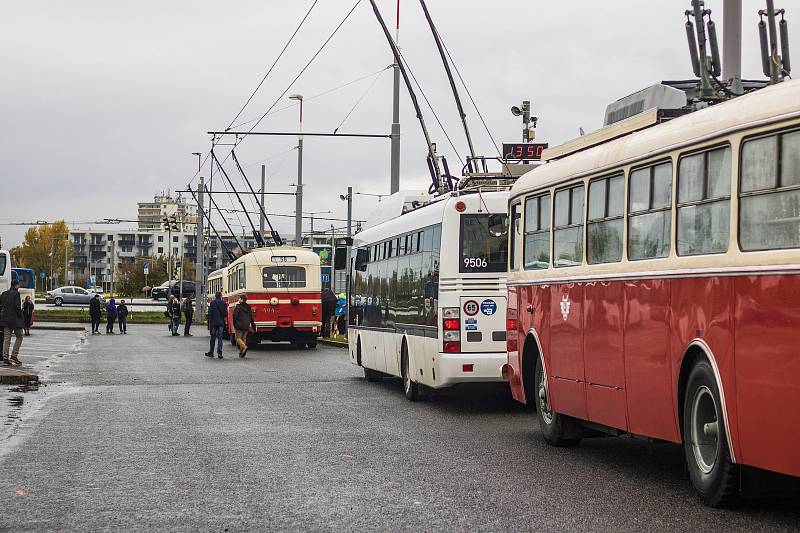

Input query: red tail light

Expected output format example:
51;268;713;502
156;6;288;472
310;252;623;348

443;341;461;353
443;319;460;330
462;363;474;372
507;318;518;352
506;318;517;331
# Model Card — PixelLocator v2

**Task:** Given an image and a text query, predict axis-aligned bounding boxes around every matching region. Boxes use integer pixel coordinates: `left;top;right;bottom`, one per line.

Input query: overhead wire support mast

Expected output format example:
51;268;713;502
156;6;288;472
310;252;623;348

211;150;265;248
230;150;284;246
185;186;237;262
369;0;444;194
419;0;477;165
204;185;244;254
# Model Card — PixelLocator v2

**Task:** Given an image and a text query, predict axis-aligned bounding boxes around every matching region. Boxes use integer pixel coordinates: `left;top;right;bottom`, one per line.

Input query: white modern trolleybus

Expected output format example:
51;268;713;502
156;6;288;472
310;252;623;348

347;188;512;400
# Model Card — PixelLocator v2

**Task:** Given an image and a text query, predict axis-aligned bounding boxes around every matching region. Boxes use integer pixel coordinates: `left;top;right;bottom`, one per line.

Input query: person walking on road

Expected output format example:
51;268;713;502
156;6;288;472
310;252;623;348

205;291;228;359
89;294;102;334
335;292;347;337
232;294;256;358
0;279;25;365
321;287;336;338
105;298;118;334
167;295;181;336
22;295;34;336
117;300;129;334
182;295;194;337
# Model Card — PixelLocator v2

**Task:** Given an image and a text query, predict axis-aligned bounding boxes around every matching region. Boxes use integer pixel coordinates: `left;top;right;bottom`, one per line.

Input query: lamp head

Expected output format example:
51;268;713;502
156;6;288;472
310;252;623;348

339;194;346;201
511;105;522;116
289;94;303;101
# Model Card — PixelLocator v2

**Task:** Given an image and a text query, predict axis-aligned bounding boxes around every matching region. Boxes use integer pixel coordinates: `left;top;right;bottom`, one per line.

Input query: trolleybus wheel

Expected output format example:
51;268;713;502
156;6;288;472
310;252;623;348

306;340;317;349
401;345;421;401
535;355;581;447
683;359;739;507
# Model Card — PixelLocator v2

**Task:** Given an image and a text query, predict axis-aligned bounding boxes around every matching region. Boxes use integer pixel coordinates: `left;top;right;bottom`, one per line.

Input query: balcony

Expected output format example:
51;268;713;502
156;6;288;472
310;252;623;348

117;251;136;258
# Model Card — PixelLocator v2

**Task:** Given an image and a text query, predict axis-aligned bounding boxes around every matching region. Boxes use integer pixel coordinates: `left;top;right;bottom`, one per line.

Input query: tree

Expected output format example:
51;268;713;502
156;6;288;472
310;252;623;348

11;221;71;291
115;256;171;297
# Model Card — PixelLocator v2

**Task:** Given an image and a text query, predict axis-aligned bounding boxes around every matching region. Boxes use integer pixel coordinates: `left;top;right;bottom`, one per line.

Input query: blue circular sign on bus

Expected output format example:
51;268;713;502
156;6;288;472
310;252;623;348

480;299;497;316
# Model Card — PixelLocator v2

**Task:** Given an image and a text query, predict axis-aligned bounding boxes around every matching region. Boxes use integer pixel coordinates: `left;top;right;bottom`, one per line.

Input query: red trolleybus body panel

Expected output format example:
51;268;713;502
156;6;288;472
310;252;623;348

735;274;800;477
548;283;587;420
583;280;627;431
623;279;675;442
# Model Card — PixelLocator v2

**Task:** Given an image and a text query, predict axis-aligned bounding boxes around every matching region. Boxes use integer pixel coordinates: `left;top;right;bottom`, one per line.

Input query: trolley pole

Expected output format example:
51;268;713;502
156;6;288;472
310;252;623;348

196;176;206;321
723;0;744;94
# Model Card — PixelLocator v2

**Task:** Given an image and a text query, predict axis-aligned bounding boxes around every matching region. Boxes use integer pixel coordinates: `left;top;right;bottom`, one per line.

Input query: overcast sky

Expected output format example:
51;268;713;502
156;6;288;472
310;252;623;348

1;0;796;248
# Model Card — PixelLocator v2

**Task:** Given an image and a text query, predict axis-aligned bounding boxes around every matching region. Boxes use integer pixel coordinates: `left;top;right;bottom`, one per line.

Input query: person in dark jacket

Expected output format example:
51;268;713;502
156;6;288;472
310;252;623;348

182;295;194;337
117;300;129;334
205;292;228;359
22;295;34;336
105;298;118;334
89;294;102;334
167;295;181;336
321;288;337;338
232;294;256;358
0;279;25;365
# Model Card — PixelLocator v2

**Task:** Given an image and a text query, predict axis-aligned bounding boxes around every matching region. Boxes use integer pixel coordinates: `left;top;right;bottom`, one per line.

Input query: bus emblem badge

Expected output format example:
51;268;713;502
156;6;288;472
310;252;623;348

560;295;571;321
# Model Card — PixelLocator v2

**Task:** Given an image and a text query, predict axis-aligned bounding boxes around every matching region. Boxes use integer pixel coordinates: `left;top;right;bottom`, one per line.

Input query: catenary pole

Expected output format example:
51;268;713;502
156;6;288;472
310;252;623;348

259;165;266;240
196;176;206;321
723;0;743;93
390;0;401;194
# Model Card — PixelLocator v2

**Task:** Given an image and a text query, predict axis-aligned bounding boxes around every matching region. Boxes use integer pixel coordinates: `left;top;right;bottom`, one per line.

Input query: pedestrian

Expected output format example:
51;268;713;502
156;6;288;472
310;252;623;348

0;279;25;365
22;295;35;336
205;291;228;359
232;294;256;358
105;297;118;334
89;294;102;334
167;294;181;336
321;287;336;338
182;294;194;337
336;293;347;337
117;299;129;334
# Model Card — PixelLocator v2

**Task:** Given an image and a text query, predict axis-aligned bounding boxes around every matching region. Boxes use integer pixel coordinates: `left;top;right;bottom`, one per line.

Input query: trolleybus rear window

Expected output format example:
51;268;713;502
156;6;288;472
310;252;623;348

262;266;306;288
459;214;508;273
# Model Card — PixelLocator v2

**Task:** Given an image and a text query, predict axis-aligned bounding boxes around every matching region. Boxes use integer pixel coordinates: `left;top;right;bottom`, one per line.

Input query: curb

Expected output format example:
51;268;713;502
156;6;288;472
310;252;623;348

0;368;39;385
319;338;348;349
32;325;86;331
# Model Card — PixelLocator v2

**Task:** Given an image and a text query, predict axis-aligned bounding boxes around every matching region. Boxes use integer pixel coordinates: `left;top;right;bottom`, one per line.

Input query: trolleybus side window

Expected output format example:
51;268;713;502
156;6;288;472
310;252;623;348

740;129;800;251
677;145;731;256
262;266;306;288
587;173;624;264
510;202;522;270
523;193;550;270
459;213;508;273
553;184;584;267
628;160;673;260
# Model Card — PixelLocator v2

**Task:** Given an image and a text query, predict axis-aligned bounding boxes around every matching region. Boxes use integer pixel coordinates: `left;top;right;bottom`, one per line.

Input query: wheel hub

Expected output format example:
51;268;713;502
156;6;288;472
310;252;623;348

690;385;720;474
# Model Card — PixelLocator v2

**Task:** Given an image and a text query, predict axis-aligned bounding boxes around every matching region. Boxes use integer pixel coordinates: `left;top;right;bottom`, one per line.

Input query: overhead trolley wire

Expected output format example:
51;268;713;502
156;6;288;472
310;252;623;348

225;0;320;132
333;66;388;134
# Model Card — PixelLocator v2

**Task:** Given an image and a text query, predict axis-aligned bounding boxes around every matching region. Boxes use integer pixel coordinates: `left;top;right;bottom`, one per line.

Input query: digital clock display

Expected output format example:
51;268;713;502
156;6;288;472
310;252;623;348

502;142;548;160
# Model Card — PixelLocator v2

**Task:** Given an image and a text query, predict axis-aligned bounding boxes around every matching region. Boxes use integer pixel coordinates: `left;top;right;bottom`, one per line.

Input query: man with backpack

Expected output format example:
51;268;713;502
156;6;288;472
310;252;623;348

0;279;25;365
167;294;181;336
232;294;256;358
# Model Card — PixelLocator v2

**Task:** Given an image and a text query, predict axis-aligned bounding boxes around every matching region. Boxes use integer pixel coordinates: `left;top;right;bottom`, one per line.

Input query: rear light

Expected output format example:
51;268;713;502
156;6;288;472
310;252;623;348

443;307;460;319
443;330;460;341
507;311;519;352
443;341;461;353
462;363;474;372
291;298;299;305
506;318;517;331
455;200;466;212
443;319;459;330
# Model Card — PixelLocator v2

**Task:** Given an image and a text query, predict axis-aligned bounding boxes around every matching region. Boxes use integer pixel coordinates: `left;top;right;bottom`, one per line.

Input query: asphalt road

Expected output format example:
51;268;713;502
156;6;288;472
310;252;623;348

0;324;798;531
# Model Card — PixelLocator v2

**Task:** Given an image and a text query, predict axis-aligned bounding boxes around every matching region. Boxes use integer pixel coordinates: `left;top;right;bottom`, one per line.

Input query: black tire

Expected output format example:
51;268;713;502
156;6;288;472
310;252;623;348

683;359;739;507
535;355;582;447
54;297;63;307
401;345;422;401
364;368;383;382
306;340;317;349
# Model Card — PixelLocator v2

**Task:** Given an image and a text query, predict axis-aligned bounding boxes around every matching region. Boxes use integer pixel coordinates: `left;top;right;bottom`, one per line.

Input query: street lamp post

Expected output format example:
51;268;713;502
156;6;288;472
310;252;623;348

289;94;304;247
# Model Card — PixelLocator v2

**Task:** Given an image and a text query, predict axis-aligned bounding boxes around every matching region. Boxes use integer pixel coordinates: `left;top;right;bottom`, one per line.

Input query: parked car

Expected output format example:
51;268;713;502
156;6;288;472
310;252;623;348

151;280;195;300
151;281;174;300
46;286;105;306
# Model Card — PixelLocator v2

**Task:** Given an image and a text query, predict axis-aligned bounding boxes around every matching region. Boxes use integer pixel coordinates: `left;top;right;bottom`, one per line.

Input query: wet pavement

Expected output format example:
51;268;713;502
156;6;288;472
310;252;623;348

0;324;798;531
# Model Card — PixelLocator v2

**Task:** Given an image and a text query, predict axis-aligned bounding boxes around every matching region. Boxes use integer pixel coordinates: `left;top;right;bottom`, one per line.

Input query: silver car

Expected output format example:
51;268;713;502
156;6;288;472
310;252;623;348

46;286;105;306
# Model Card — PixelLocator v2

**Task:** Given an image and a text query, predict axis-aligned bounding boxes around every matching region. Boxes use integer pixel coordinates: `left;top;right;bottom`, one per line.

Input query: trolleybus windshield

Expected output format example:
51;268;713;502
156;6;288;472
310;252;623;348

459;214;508;273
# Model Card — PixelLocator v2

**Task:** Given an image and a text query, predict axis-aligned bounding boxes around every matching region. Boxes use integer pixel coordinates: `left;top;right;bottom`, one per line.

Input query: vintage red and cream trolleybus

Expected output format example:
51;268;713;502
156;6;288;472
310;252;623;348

505;79;800;506
208;247;322;349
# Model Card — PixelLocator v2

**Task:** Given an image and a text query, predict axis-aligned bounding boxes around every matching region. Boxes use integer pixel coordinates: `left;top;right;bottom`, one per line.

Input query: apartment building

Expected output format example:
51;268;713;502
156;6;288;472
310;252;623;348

137;193;197;232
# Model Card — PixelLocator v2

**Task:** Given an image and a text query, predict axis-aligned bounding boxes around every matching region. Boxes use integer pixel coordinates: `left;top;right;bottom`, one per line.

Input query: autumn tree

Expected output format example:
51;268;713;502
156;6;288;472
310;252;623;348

11;221;71;290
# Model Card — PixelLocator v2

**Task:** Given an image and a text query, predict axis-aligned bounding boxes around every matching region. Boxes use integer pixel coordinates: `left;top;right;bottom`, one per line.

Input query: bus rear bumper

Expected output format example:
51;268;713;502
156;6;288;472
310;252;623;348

435;351;508;387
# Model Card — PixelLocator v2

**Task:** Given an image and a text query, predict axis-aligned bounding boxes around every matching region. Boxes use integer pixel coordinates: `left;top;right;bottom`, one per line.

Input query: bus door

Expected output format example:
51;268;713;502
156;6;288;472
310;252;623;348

460;296;506;354
548;283;587;419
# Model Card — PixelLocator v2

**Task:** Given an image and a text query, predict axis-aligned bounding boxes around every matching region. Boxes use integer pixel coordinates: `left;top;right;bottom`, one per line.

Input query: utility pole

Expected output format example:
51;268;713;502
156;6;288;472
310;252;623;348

196;176;205;321
390;0;401;195
290;94;304;247
722;0;743;93
345;186;353;308
260;165;266;241
110;238;115;297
